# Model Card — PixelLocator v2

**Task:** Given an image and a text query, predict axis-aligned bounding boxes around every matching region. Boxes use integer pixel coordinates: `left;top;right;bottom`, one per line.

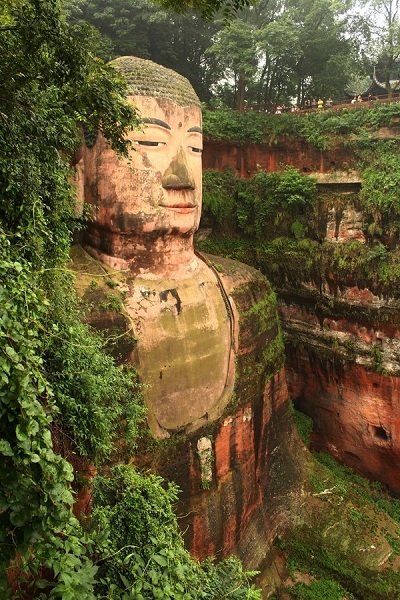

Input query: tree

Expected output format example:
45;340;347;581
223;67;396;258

362;0;400;96
64;0;221;101
155;0;255;20
207;18;260;111
207;0;358;109
284;0;356;104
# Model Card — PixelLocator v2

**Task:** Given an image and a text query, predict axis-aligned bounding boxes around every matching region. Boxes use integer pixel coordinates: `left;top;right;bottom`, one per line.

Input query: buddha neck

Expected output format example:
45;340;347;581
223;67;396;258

84;229;198;280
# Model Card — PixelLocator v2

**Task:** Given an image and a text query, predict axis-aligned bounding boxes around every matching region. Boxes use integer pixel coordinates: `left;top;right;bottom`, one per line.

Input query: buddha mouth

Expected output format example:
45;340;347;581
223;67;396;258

159;203;196;213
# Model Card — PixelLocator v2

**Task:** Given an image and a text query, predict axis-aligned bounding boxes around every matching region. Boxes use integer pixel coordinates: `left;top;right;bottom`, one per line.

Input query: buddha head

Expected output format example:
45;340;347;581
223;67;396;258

83;56;203;275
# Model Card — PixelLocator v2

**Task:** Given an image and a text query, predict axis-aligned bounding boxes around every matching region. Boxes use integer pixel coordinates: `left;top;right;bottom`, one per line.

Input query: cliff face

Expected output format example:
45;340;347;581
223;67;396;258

72;247;306;566
202;127;400;495
278;192;400;494
203;137;358;178
203;122;400;179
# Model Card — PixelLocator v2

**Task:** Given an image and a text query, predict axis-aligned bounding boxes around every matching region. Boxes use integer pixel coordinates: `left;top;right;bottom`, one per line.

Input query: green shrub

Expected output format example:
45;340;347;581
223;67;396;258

92;465;261;599
289;578;353;600
292;409;313;447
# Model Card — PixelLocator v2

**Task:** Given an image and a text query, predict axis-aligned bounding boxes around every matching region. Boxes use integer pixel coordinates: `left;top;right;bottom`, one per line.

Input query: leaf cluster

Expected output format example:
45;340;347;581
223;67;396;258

92;464;261;599
0;0;144;595
202;166;317;241
154;0;253;20
43;274;145;465
0;237;98;598
203;103;400;148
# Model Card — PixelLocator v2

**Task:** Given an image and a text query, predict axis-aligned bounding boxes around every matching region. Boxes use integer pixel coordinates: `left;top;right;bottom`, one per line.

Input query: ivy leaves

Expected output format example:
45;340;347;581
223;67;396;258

0;0;142;595
92;465;261;600
0;242;97;597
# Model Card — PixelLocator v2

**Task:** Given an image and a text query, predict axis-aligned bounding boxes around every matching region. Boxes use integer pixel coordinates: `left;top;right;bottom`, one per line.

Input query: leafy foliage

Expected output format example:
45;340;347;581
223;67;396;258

63;0;221;102
292;408;313;447
201;168;238;232
154;0;253;20
0;0;142;595
64;0;367;109
92;465;261;599
279;450;400;599
0;2;264;597
203;166;317;240
0;238;98;598
289;578;352;600
44;278;145;465
203;102;400;147
359;139;400;231
201;114;400;300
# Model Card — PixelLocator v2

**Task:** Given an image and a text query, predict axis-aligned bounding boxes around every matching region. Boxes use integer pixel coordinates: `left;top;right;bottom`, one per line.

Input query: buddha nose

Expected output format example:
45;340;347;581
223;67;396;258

162;147;195;190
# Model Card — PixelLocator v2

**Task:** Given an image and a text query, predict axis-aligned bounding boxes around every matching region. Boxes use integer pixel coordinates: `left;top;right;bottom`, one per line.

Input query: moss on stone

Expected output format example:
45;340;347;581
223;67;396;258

110;56;201;107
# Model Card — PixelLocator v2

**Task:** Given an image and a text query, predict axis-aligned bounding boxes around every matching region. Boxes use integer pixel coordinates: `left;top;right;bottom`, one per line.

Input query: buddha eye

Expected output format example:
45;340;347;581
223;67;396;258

134;140;166;147
189;146;202;154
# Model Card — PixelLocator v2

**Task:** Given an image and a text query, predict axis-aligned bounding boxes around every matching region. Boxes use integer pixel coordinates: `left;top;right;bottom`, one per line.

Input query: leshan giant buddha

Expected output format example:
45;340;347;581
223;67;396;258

76;56;304;564
82;56;234;438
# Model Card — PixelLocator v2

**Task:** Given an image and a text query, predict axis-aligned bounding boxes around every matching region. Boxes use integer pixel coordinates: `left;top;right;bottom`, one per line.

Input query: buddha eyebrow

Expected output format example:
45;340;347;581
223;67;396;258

187;126;203;133
142;118;171;130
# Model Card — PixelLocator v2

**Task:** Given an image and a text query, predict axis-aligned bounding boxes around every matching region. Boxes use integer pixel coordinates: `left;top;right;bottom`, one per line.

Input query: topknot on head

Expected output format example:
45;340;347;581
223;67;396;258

110;56;201;108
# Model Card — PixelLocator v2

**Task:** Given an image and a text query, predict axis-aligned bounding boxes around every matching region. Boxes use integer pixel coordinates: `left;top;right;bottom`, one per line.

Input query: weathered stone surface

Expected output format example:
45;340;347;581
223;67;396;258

72;247;307;561
278;282;400;493
183;371;305;566
203;123;400;179
204;133;400;496
83;96;203;278
123;258;235;437
203;137;358;179
287;347;400;494
325;204;365;242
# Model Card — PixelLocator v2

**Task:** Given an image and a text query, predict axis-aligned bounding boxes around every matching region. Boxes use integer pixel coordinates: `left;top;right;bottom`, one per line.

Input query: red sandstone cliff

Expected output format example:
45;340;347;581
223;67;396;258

203;130;400;495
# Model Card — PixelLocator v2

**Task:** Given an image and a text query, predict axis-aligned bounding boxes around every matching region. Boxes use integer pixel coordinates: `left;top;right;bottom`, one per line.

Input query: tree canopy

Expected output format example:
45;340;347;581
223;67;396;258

155;0;254;19
63;0;371;110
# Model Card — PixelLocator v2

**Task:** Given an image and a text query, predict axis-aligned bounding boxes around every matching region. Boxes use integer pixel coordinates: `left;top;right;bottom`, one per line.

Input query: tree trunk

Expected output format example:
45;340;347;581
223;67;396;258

237;73;246;113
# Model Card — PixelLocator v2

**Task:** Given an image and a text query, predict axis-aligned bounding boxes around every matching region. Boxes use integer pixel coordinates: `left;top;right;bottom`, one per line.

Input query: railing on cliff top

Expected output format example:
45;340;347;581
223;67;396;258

210;92;400;114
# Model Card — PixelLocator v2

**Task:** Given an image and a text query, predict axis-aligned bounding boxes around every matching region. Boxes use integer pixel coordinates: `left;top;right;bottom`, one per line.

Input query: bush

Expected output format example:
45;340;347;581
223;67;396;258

92;465;261;599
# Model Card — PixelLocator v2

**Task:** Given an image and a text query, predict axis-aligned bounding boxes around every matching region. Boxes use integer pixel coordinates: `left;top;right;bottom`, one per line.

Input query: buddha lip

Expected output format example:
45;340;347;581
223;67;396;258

160;203;196;212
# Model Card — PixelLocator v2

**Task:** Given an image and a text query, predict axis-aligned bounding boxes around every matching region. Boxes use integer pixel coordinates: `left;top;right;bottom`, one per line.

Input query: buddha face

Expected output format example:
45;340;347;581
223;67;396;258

91;96;203;239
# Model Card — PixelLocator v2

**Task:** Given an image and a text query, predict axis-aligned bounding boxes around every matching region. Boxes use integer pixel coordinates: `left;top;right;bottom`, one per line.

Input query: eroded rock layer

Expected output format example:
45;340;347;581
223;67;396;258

203;127;400;494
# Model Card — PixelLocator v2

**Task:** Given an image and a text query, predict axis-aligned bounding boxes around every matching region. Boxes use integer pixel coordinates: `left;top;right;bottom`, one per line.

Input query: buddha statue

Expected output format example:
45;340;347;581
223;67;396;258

76;56;303;563
81;56;235;438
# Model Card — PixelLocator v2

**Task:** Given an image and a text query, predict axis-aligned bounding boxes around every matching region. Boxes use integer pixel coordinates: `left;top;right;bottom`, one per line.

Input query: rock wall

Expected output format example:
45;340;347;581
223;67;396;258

276;189;400;493
203;121;400;179
287;348;400;493
281;291;400;493
203;137;358;179
203;132;400;495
